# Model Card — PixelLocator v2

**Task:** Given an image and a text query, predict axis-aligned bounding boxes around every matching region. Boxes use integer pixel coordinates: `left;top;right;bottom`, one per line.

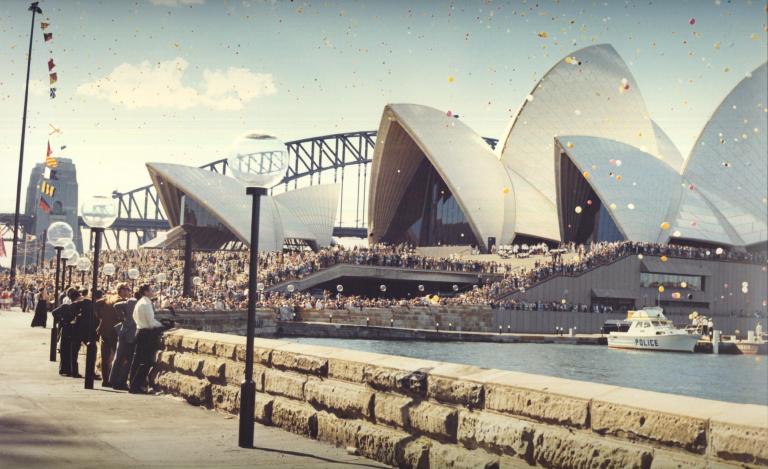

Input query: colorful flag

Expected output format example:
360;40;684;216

45;141;57;169
44;32;52;42
39;197;51;214
49;73;57;85
48;58;55;71
49;87;56;99
40;22;49;30
41;180;55;197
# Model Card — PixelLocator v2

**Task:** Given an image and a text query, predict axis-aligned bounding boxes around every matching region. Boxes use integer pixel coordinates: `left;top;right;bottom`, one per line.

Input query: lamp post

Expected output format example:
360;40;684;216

228;133;289;448
77;257;91;286
103;263;116;292
9;2;43;288
80;195;117;390
128;268;139;291
156;272;167;306
65;252;80;288
60;241;76;289
192;276;202;301
47;222;73;362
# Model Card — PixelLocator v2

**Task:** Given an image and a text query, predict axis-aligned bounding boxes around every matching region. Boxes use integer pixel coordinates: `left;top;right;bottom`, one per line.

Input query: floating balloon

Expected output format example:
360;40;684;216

680;281;688;288
418;284;425;292
672;230;682;237
660;221;670;230
609;203;617;210
566;141;574;149
582;170;590;179
574;206;582;214
447;76;455;83
627;203;635;210
586;199;593;205
537;31;548;38
672;292;681;299
637;254;644;260
689;17;696;25
525;94;534;102
502;187;510;194
715;247;724;255
658;286;665;293
660;255;668;262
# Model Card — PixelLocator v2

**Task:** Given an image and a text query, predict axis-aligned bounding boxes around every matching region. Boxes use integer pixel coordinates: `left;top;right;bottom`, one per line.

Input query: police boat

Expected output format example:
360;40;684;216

607;307;701;353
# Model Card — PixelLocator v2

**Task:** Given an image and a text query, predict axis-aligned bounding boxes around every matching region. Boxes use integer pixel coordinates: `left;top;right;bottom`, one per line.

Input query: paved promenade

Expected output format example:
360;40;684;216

0;309;385;469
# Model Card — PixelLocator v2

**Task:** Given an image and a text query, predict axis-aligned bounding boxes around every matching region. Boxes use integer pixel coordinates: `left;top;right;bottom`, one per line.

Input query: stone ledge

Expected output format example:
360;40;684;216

457;410;531;459
304;379;374;419
263;368;307;400
407;401;458;442
374;392;412;429
709;405;768;466
270;397;318;438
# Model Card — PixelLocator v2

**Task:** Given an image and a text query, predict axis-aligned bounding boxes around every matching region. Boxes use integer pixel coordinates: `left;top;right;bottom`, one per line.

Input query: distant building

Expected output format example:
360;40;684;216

24;158;82;258
368;45;767;252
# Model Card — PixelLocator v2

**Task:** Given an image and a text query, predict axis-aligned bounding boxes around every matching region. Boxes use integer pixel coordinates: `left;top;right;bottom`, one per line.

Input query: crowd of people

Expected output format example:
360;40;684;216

2;240;766;315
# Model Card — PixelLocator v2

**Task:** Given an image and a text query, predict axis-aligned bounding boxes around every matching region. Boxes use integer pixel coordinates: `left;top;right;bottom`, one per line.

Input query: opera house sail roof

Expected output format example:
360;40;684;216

146;162;340;251
369;45;767;251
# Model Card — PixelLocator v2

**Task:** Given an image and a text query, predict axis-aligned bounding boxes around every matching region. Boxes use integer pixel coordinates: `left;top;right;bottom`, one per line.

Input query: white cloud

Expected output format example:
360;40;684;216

76;57;276;111
148;0;204;6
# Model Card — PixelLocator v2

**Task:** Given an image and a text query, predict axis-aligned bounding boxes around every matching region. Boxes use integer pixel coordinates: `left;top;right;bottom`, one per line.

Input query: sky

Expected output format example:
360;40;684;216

0;0;766;216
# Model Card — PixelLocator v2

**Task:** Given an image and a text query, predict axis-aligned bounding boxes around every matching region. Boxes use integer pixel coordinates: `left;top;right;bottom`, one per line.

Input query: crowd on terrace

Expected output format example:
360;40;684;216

3;240;766;316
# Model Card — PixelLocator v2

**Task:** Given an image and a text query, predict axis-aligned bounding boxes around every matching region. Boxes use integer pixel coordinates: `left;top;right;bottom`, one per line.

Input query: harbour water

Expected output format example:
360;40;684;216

282;338;768;405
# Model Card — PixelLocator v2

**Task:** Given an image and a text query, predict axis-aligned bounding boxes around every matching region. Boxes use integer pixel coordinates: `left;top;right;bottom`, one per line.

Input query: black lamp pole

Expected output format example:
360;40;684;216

80;270;86;285
9;2;42;288
49;245;62;362
84;228;103;390
67;265;73;287
238;186;267;448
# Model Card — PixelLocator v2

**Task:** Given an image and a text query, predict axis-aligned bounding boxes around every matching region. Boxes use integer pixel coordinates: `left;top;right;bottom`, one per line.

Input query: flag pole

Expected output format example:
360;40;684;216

10;2;43;288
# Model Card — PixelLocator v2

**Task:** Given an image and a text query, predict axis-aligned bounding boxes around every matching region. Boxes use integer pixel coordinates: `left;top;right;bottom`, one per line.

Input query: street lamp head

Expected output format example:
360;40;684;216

81;195;118;229
192;276;202;286
47;221;73;248
227;133;288;188
156;272;167;284
256;282;265;292
103;263;116;277
286;284;295;293
65;252;80;268
61;241;77;260
76;257;91;273
127;268;139;280
226;280;235;289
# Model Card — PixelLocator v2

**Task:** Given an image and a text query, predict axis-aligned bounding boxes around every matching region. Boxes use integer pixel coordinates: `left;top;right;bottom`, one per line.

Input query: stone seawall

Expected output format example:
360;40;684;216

148;328;768;468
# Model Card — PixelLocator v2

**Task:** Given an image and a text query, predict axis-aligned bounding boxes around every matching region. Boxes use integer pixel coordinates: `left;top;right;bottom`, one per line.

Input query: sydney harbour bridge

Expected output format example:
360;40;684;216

1;130;497;252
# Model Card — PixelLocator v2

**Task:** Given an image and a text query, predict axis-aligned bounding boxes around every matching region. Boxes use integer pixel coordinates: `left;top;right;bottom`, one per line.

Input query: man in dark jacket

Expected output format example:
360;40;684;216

70;290;99;379
52;288;80;376
95;288;127;388
109;288;138;391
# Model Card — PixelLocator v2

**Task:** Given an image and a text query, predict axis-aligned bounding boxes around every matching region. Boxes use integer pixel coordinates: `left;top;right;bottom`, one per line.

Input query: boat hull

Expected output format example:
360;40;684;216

608;333;700;352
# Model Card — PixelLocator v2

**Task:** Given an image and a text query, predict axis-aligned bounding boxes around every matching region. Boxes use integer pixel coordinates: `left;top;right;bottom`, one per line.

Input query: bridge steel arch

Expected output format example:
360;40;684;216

104;131;498;250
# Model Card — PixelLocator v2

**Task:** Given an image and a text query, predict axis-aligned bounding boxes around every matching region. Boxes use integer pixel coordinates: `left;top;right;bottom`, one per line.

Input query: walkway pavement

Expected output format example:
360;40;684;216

0;308;386;468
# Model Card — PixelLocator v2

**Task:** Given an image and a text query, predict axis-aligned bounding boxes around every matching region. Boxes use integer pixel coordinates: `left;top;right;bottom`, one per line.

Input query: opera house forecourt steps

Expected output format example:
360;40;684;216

143;328;768;469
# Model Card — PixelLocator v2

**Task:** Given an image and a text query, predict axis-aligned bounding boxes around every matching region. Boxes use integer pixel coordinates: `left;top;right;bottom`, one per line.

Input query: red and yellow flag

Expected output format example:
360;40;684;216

45;141;57;169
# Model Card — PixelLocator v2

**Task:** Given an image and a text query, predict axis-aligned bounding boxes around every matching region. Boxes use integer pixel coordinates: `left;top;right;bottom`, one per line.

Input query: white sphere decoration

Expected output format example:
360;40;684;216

65;252;80;268
418;284;425;292
61;241;77;260
103;263;116;277
127;268;140;280
47;221;74;247
76;257;91;272
80;195;118;229
226;133;289;188
287;284;296;293
257;282;265;292
336;284;344;293
192;276;202;286
452;284;459;292
379;284;387;292
156;272;167;283
226;280;235;289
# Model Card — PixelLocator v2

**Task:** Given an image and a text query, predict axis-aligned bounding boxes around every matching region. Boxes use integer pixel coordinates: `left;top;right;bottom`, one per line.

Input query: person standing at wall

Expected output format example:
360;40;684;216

110;288;138;391
129;284;163;394
95;287;126;388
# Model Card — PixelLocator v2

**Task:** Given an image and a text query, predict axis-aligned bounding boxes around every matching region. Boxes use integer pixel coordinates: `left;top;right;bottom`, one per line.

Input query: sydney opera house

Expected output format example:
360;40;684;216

369;44;767;252
145;44;766;253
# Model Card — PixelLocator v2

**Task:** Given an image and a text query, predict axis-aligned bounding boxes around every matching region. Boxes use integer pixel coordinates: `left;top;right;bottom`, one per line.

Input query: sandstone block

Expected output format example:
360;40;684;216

157;351;176;367
254;395;274;425
163;334;183;350
197;339;216;355
173;354;203;376
428;375;484;409
234;344;271;365
224;360;246;386
355;418;412;467
485;383;588;427
710;419;768;466
429;440;500;469
591;400;707;453
155;372;211;406
316;410;359;449
180;336;198;353
215;342;238;360
396;437;430;469
374;392;412;428
271;350;328;376
304;379;373;418
271;397;317;437
407;401;458;442
263;369;307;400
211;384;239;414
457;410;531;458
364;366;428;396
201;359;225;381
328;358;367;383
532;425;653;469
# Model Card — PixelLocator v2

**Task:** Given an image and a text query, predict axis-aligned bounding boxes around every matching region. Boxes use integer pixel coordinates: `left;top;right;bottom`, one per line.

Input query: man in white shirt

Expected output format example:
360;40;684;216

129;284;163;394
